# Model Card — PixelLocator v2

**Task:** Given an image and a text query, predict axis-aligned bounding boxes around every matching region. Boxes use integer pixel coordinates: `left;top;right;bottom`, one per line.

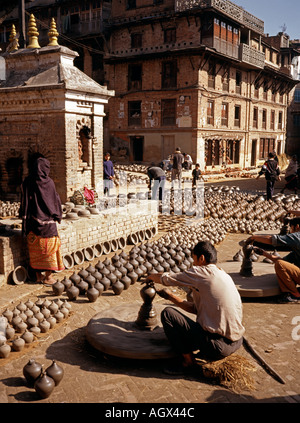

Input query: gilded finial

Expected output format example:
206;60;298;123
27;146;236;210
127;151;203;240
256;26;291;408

9;24;17;43
48;18;59;46
7;24;19;52
27;14;40;49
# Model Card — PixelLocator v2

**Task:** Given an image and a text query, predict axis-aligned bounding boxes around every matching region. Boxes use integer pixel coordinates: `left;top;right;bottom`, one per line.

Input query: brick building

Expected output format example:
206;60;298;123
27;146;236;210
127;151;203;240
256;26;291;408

0;0;298;170
104;0;298;169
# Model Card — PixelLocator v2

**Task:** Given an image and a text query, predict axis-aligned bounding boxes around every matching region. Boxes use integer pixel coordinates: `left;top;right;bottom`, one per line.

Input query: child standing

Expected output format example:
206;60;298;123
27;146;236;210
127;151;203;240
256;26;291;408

192;164;203;187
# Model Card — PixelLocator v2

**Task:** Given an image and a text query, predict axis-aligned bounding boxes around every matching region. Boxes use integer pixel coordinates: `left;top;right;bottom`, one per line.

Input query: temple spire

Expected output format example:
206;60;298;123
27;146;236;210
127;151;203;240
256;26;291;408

48;18;59;46
27;14;41;49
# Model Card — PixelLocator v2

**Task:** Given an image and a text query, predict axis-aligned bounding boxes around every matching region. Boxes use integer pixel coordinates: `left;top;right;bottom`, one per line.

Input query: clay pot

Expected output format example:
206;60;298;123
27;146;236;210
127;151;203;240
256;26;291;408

60;306;69;319
61;277;72;291
87;287;100;303
48;302;59;315
39;319;51;333
86;264;96;274
66;284;80;301
93;271;103;281
29;326;41;335
34;370;55;399
112;280;124;295
52;280;65;296
78;268;89;280
0;343;11;358
120;275;131;290
70;272;81;285
21;330;34;344
27;316;39;328
100;276;110;291
46;360;64;386
94;281;104;295
127;270;138;284
12;337;25;352
77;279;89;295
17;302;27;312
107;272;117;285
5;325;15;340
41;307;51;319
15;321;27;334
84;274;96;287
2;309;13;323
95;260;105;271
25;299;34;309
46;316;57;329
54;311;64;323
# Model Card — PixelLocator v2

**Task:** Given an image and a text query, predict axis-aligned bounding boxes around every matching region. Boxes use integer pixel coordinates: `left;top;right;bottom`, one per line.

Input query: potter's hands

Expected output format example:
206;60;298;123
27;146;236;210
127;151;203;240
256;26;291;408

253;247;264;256
156;288;171;300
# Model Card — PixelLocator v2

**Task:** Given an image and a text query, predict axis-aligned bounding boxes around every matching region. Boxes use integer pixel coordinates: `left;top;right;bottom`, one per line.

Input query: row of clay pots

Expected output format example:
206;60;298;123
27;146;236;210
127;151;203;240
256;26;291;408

0;298;72;359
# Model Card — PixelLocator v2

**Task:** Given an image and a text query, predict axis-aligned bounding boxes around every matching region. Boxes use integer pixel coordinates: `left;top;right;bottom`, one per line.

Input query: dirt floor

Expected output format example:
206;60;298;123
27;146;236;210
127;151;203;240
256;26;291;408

0;175;299;406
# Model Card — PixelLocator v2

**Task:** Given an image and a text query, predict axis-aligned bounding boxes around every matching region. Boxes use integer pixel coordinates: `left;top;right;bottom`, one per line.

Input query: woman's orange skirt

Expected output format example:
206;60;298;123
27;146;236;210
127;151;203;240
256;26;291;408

27;232;65;272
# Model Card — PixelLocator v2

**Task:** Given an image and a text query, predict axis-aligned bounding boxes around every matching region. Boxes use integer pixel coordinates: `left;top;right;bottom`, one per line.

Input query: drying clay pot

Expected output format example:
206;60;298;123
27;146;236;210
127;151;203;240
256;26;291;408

34;370;55;399
0;343;11;358
46;360;64;386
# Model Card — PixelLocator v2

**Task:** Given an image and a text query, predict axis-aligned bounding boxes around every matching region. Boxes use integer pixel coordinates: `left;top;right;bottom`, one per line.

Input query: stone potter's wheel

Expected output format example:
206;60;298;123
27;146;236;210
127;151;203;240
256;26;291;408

219;261;281;298
86;303;178;360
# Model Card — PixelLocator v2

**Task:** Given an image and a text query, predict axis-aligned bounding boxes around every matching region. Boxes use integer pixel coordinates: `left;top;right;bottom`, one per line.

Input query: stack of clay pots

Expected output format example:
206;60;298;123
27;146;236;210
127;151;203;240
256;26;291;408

0;298;72;359
0;201;21;218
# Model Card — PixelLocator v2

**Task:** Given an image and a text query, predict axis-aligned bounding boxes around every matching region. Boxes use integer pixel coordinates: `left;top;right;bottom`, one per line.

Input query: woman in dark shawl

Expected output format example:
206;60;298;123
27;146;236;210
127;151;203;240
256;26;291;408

19;156;64;285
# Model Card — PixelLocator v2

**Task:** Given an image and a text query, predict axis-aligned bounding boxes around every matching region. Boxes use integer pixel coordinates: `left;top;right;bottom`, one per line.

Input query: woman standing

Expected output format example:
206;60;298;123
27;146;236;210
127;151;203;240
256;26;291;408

103;152;115;196
19;156;64;286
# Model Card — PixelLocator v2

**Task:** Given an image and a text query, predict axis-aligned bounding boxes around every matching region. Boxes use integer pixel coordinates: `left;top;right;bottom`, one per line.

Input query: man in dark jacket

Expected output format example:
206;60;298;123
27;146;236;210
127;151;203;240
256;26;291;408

103;152;115;196
171;147;184;189
257;152;281;200
147;165;166;201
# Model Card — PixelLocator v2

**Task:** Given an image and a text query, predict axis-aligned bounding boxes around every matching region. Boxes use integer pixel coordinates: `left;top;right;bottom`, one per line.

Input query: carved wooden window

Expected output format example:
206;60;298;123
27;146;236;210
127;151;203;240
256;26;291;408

207;100;214;125
278;111;283;130
236;70;241;94
128;101;142;127
128;64;142;91
131;33;142;48
252;107;258;129
208;63;216;89
221;103;228;127
161;99;176;126
164;28;176;43
270;110;275;130
262;109;267;129
162;61;177;89
234;105;241;127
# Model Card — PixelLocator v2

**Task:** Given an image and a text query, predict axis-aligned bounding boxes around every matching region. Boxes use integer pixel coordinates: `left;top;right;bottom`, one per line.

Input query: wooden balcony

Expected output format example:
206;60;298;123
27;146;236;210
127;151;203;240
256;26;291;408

239;43;265;69
175;0;264;35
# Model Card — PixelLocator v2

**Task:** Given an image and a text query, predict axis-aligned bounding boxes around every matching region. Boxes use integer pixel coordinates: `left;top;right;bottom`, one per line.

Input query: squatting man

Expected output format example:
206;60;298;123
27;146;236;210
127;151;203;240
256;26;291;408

246;215;300;304
146;241;245;375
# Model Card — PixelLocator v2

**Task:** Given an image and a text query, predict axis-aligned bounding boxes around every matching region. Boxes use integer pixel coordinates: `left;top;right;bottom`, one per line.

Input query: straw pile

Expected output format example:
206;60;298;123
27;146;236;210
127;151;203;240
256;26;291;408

196;354;257;393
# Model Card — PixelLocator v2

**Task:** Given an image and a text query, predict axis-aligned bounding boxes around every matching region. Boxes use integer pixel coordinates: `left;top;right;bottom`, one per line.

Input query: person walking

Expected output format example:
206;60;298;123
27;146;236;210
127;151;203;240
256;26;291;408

256;151;281;200
147;165;166;201
103;152;115;196
146;241;245;374
171;147;184;189
192;163;204;187
19;156;64;286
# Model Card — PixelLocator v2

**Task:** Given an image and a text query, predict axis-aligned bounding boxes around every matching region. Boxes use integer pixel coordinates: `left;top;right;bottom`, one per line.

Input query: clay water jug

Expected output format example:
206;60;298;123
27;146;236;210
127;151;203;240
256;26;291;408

41;307;51;319
25;299;34;310
34;370;55;399
15;321;27;334
93;271;103;281
0;343;11;358
87;287;99;302
95;260;105;271
107;272;117;284
112;280;124;295
46;360;64;386
60;306;69;319
86;264;96;274
70;272;81;285
29;326;41;335
23;359;42;386
52;280;65;296
54;310;64;323
84;274;96;287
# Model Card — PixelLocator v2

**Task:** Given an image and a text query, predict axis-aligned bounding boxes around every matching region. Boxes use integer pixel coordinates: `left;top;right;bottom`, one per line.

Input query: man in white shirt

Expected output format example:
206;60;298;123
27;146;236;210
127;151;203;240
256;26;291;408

146;241;245;374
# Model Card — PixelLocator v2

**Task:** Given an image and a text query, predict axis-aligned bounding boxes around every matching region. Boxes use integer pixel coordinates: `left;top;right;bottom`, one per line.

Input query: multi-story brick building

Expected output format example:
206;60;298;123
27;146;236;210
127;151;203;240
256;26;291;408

0;0;298;171
104;0;298;169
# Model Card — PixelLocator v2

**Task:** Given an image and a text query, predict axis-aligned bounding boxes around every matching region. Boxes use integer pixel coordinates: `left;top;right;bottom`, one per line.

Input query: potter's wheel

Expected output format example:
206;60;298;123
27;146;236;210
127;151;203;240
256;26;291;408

86;303;184;360
219;261;280;298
